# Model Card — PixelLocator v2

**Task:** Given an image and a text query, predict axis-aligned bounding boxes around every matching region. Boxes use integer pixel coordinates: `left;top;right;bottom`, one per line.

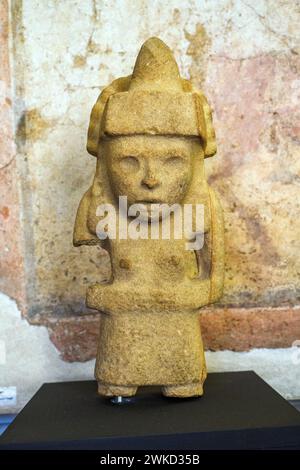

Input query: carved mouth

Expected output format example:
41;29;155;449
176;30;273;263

136;199;162;205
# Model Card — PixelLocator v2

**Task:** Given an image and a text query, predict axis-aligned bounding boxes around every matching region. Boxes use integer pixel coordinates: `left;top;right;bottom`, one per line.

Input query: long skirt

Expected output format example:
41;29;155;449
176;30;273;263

95;311;206;387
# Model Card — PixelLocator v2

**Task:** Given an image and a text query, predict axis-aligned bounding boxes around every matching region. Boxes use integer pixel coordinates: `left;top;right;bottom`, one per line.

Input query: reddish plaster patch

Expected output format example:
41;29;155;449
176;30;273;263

0;1;26;310
200;52;300;306
46;315;100;362
0;206;9;219
200;306;300;351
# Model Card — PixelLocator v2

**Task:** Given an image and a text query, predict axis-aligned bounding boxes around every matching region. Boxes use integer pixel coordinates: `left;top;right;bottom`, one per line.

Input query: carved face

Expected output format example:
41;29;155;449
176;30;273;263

104;135;194;207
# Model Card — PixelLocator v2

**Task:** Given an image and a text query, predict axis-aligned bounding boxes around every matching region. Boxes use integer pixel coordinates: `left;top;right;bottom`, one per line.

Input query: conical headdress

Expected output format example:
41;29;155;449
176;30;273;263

87;37;216;157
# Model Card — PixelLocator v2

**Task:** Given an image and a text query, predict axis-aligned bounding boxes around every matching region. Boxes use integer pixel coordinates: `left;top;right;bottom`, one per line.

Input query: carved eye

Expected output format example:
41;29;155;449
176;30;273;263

164;156;184;166
119;156;140;171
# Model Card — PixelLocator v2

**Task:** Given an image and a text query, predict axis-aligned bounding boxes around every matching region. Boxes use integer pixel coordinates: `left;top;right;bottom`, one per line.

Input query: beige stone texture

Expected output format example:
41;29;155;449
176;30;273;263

74;38;223;397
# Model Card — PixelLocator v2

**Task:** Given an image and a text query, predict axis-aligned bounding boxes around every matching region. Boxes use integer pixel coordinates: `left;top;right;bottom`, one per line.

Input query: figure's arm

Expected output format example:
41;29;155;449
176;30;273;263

189;186;224;305
207;186;224;303
73;187;102;247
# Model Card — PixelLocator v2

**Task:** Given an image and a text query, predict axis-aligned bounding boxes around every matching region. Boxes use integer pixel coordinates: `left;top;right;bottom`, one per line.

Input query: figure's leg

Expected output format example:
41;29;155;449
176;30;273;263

161;382;204;398
97;382;138;397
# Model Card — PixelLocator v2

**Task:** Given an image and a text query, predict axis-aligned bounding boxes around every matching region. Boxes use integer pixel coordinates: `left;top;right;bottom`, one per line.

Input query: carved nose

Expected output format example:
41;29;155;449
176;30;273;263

142;176;160;189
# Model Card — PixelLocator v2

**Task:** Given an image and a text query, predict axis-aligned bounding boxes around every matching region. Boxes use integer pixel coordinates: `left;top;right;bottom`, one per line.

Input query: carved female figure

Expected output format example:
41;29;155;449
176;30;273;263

74;38;224;398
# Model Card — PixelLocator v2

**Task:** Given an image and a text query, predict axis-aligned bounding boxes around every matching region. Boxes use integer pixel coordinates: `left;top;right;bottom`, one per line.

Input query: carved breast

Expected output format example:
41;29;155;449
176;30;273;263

109;236;198;284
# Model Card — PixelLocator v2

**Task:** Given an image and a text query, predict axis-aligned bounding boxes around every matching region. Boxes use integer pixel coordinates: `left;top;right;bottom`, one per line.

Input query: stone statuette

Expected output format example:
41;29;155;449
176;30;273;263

74;38;224;398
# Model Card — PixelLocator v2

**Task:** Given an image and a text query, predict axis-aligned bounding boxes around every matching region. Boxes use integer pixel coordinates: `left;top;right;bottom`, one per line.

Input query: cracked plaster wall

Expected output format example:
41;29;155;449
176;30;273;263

7;0;300;317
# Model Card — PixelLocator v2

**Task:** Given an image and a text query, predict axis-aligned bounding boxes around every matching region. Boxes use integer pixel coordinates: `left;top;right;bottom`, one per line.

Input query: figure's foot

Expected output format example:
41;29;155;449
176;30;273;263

97;382;138;397
161;382;203;398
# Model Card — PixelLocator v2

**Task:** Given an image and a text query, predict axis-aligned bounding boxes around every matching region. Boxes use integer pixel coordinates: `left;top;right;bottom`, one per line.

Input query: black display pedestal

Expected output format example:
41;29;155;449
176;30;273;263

1;371;300;450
